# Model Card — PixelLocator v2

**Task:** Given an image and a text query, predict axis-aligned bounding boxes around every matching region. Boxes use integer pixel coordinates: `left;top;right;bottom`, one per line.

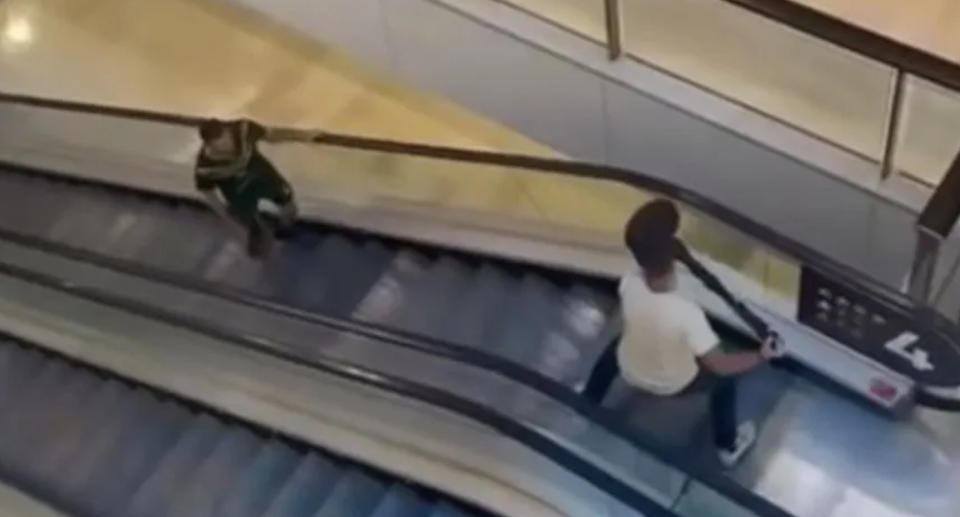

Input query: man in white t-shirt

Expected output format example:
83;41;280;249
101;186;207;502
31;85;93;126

584;199;781;467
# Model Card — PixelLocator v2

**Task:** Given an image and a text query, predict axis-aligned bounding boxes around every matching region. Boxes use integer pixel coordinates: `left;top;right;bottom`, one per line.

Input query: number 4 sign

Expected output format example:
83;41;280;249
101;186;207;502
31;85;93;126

884;332;935;372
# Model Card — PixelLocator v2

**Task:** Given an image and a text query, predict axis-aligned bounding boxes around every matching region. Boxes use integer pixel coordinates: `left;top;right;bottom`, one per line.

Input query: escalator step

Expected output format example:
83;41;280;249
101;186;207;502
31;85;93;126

212;439;301;517
6;368;99;479
315;239;395;318
369;484;431;517
549;285;618;385
0;359;73;463
251;233;324;304
56;386;156;502
439;263;516;349
0;347;45;416
261;453;341;517
84;400;191;516
36;379;129;493
488;273;561;364
121;413;224;517
162;426;262;517
429;502;477;517
290;234;364;312
313;467;387;517
353;249;431;324
388;256;474;338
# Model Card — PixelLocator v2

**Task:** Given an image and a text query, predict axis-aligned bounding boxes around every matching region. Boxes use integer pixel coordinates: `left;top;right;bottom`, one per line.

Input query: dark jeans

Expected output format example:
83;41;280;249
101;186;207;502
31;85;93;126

583;342;738;450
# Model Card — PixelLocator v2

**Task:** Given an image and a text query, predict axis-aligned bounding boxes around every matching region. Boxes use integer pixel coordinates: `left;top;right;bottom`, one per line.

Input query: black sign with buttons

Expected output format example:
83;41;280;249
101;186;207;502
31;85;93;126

798;267;960;386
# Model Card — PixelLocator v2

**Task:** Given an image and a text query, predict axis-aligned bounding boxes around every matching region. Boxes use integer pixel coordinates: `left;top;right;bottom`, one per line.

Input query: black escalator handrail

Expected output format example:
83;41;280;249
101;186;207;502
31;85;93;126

0;183;792;517
0;91;928;318
0;249;681;517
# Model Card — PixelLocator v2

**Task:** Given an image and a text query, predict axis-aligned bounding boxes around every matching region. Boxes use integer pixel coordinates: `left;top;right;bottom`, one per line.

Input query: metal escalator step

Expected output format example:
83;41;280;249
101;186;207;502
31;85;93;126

0;359;73;465
547;284;618;385
315;240;396;318
261;453;341;517
1;177;71;235
388;256;475;338
250;232;325;304
164;426;262;517
45;194;120;248
96;203;172;262
201;238;265;290
487;274;562;364
312;468;387;517
82;400;192;516
35;379;129;487
121;413;225;517
438;263;516;350
55;386;157;500
0;347;45;415
352;249;431;325
429;502;476;517
212;440;301;517
6;368;99;480
287;234;367;313
141;204;225;273
55;193;131;253
369;485;431;517
205;231;349;303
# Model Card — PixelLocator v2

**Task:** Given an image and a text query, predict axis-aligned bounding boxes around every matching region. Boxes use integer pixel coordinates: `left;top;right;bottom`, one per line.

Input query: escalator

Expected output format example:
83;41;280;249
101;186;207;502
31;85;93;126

3;92;960;517
0;162;616;389
0;334;485;517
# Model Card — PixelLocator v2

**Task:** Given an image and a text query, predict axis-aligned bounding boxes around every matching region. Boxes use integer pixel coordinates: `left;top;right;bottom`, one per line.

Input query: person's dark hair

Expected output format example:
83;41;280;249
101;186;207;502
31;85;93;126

199;119;228;143
625;199;680;276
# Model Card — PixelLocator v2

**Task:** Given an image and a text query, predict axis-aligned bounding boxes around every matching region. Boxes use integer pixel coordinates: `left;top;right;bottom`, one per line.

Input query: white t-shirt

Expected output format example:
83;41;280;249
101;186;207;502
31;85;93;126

617;271;719;395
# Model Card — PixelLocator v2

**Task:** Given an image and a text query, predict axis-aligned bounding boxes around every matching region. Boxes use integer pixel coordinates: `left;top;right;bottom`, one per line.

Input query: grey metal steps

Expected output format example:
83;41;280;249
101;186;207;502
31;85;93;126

353;249;432;324
313;468;387;517
0;166;622;391
438;263;517;349
213;440;301;517
163;427;262;517
385;256;477;338
371;485;431;517
260;454;342;517
0;339;490;517
488;274;561;365
311;239;396;318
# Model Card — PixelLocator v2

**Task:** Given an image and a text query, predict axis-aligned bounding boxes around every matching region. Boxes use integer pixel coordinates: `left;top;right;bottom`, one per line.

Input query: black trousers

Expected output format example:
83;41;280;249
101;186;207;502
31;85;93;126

583;342;738;450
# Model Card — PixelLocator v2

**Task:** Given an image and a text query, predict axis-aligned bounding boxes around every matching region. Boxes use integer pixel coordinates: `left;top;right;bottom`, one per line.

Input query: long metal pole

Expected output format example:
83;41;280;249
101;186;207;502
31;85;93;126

880;69;906;179
604;0;623;60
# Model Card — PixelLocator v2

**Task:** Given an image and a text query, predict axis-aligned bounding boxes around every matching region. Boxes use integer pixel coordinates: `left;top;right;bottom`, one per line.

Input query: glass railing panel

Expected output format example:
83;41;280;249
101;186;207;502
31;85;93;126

497;0;607;42
621;0;894;161
895;75;960;187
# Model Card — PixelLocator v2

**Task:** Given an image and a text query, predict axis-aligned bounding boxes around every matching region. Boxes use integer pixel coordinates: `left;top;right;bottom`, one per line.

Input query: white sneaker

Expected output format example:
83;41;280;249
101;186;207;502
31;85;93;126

718;421;757;468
